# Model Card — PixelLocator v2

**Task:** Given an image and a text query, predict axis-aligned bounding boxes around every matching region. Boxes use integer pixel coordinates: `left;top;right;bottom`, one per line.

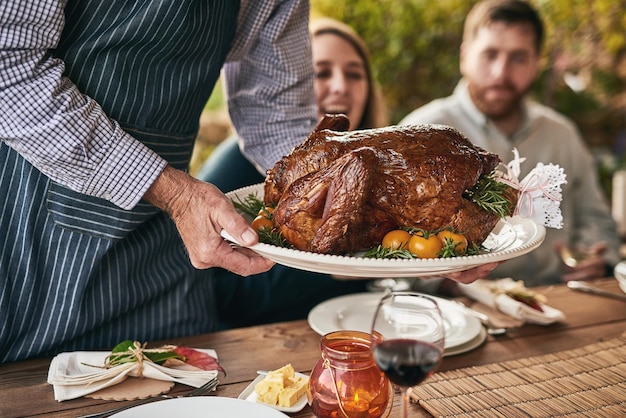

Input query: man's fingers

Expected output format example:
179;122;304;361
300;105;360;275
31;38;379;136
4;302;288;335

188;235;274;275
445;262;499;284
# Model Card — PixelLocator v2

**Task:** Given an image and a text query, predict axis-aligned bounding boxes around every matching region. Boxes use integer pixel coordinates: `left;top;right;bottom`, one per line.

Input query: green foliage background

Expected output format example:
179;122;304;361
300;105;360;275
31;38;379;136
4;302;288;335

310;0;626;153
201;1;625;194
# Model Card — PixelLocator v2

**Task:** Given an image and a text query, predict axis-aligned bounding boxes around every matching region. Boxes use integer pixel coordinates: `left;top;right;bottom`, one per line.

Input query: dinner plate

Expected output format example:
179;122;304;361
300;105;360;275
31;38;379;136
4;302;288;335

307;293;483;355
445;326;487;356
224;184;546;278
109;396;289;417
238;372;309;413
613;261;626;294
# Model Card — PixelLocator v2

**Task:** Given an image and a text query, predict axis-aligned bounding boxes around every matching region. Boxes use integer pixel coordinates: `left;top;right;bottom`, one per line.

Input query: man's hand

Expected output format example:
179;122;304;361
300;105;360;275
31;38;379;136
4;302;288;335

144;165;274;276
445;262;499;284
555;241;608;282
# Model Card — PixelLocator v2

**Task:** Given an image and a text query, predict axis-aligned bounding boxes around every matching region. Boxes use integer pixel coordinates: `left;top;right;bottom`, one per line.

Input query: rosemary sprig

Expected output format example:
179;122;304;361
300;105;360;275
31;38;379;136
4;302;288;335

257;227;291;248
363;245;415;259
232;193;265;218
464;172;515;218
230;193;291;248
465;242;482;256
438;237;460;258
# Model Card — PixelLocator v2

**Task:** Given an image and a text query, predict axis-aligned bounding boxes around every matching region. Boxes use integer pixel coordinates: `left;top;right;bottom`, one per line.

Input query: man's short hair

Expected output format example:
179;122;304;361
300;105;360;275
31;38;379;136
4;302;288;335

463;0;544;53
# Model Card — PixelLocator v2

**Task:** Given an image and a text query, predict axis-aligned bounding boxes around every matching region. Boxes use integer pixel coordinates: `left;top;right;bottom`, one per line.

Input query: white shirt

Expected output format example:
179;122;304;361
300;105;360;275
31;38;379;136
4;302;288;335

401;80;620;285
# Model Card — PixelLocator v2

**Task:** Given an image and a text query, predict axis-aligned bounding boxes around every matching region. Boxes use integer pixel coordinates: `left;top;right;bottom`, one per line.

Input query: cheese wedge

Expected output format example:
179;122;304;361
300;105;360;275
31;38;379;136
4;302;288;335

254;364;309;407
277;375;308;407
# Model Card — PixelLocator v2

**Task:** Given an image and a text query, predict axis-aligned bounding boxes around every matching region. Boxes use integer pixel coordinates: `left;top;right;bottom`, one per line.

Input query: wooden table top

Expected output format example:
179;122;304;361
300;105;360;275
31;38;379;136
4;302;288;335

1;278;625;418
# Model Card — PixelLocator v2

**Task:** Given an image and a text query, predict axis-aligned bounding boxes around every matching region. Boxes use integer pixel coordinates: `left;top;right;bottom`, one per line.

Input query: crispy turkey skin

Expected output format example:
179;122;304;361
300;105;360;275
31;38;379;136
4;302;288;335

264;114;511;254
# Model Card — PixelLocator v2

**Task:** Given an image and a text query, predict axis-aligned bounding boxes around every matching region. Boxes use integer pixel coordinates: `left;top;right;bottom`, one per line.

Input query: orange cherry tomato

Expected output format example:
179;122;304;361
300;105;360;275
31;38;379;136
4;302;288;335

408;233;442;258
258;206;274;218
437;230;468;255
251;215;273;231
381;230;411;250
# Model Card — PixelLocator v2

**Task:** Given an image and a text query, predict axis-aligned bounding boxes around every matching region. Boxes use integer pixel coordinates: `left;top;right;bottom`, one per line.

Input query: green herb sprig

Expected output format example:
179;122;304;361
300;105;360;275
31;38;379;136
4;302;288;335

106;340;181;368
464;172;515;218
232;193;266;218
363;245;415;259
230;193;291;248
257;227;291;248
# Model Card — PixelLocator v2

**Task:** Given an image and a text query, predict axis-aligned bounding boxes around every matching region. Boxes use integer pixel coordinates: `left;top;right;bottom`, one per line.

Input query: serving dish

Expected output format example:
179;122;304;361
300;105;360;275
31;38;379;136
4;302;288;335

223;184;546;278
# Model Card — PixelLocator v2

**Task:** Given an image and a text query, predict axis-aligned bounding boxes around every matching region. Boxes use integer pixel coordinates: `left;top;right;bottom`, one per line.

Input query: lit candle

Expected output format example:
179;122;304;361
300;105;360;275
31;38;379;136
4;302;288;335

342;392;370;418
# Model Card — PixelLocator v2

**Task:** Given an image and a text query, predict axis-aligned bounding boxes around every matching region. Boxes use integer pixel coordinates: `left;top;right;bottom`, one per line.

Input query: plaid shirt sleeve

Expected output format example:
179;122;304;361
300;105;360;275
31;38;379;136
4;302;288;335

0;0;169;210
224;0;318;173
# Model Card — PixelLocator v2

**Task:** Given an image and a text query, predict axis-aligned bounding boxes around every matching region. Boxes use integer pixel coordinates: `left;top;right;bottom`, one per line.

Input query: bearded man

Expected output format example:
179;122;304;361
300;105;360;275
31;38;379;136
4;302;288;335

400;0;619;286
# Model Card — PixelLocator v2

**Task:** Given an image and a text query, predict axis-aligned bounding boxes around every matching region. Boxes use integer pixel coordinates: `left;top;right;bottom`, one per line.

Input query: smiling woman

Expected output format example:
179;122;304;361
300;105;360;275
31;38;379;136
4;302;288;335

310;17;388;131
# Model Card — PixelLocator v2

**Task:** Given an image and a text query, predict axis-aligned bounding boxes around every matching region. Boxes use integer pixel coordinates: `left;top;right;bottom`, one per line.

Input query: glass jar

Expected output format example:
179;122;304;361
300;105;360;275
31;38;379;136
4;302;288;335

308;330;392;418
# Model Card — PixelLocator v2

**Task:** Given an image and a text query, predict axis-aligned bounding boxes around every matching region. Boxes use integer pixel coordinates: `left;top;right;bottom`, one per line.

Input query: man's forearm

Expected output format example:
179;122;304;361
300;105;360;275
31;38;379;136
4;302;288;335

143;165;191;216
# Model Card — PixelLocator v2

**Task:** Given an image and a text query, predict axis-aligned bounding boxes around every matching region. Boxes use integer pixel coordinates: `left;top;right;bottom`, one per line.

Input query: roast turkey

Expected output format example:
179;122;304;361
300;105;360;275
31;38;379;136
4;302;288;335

264;114;515;254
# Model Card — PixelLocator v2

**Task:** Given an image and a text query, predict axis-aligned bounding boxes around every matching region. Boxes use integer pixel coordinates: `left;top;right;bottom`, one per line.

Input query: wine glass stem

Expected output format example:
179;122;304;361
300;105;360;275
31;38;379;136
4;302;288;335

401;387;410;418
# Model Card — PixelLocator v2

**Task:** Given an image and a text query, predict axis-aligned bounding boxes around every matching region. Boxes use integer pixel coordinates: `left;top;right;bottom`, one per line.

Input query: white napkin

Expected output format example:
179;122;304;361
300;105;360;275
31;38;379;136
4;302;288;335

47;349;219;401
458;278;565;325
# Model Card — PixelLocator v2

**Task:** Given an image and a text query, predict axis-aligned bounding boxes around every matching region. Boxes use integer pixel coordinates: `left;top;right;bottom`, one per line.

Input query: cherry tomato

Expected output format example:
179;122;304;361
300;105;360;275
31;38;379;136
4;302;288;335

251;215;273;231
408;233;442;258
258;206;274;218
381;230;411;250
437;230;468;255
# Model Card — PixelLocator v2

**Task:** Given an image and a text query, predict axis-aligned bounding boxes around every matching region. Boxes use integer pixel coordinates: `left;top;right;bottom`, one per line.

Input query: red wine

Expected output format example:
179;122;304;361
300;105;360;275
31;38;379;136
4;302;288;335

372;339;442;387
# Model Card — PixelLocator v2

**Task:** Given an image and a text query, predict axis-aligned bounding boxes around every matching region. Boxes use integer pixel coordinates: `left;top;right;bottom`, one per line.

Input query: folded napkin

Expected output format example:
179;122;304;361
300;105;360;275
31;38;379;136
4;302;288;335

458;278;565;325
47;348;219;401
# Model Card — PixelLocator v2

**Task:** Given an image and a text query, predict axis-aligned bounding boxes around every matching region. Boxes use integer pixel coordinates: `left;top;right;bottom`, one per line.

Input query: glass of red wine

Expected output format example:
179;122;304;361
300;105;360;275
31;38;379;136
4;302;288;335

370;292;445;418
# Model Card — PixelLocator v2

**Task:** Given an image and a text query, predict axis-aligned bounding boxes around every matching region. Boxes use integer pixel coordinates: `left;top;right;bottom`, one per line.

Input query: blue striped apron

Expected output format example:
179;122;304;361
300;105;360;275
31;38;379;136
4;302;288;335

0;0;239;362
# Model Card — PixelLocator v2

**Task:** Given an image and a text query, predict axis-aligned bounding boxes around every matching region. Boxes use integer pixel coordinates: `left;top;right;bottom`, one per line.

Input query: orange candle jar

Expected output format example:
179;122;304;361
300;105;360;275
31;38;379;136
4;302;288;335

308;331;392;418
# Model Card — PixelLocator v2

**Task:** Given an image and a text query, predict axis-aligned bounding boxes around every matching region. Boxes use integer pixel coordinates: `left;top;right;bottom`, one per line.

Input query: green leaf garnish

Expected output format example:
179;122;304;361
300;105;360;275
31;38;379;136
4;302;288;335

230;193;291;248
232;193;266;218
465;242;482;256
363;245;415;259
257;227;291;248
464;172;515;218
106;340;182;368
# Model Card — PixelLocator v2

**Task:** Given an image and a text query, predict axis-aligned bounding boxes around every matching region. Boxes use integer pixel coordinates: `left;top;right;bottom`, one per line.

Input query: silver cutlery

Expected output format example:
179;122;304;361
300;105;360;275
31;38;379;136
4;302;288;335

567;280;626;302
77;377;219;418
454;302;508;336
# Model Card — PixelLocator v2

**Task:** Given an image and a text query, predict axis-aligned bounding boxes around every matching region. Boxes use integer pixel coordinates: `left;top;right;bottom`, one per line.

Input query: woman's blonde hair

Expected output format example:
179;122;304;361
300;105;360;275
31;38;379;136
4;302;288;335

310;17;389;129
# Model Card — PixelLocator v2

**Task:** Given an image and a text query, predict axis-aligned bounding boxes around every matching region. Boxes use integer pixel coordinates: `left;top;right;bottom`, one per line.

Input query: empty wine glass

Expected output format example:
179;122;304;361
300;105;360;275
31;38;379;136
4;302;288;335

370;292;445;418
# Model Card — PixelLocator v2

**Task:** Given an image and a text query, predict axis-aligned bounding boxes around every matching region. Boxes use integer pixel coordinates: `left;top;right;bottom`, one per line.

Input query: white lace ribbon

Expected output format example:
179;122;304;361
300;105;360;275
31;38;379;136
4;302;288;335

496;149;566;229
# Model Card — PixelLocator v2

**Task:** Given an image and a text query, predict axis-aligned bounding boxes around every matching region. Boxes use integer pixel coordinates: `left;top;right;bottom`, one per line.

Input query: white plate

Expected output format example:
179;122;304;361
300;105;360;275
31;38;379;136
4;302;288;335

110;396;288;417
238;372;309;413
444;327;487;356
307;293;483;355
613;261;626;294
224;184;546;278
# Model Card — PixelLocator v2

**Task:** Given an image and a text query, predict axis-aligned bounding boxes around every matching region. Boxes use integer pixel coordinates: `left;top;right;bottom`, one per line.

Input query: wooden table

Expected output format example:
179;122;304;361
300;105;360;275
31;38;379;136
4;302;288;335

1;278;625;418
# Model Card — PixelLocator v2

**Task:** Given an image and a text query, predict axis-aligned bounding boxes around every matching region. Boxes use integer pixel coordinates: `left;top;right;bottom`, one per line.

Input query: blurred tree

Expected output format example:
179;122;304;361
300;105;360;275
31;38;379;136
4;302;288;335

311;0;626;152
197;1;625;192
204;78;226;111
